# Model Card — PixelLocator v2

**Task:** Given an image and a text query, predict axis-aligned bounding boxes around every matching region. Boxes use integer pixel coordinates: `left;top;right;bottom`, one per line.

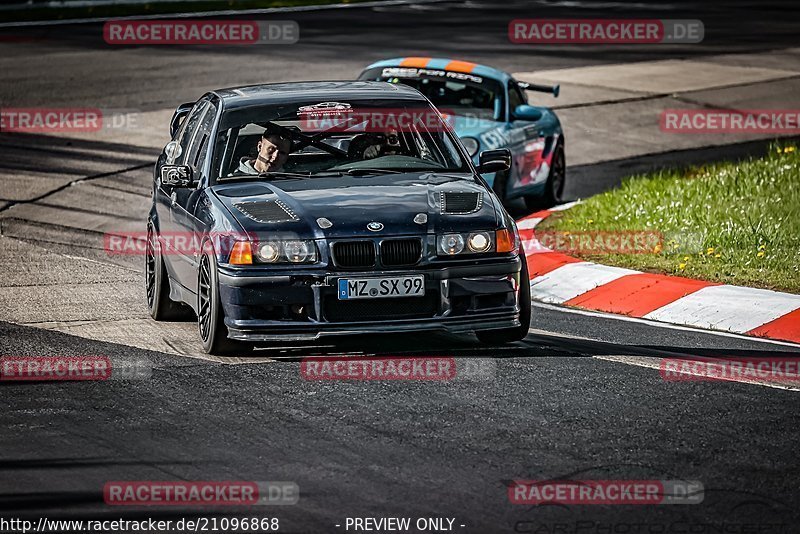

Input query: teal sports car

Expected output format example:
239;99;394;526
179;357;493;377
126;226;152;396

358;57;565;209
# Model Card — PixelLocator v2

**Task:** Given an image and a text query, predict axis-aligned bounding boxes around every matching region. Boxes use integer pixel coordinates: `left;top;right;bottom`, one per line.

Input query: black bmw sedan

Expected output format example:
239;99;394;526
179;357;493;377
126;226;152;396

147;81;530;355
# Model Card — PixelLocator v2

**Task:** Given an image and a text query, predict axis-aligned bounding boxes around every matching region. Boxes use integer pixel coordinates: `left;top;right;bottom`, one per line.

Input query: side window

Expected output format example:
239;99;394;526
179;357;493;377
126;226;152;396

187;102;218;175
175;101;209;164
508;82;526;116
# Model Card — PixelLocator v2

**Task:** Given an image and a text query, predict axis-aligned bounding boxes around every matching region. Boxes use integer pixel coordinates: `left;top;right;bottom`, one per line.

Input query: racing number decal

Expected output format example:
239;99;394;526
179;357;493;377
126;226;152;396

480;129;508;150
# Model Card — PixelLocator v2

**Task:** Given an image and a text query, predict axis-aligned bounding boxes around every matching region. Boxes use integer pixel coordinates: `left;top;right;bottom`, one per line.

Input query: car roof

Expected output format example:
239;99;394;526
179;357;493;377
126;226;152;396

212;81;425;110
362;57;512;84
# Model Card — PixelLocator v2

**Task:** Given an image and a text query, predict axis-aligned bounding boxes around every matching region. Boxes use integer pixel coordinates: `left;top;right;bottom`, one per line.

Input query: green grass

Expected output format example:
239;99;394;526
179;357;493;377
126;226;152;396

539;142;800;293
2;0;372;23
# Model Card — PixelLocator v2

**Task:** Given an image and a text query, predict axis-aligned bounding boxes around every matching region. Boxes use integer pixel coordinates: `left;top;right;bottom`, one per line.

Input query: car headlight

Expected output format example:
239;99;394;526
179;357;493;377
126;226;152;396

467;231;492;253
437;231;497;256
284;240;314;263
438;234;465;255
256;242;280;263
460;136;479;157
253;240;318;264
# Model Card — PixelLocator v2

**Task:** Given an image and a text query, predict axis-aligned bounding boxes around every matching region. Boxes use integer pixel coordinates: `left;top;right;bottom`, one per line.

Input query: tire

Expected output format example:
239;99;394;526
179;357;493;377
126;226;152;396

197;249;252;356
524;140;565;210
146;223;190;321
476;254;531;344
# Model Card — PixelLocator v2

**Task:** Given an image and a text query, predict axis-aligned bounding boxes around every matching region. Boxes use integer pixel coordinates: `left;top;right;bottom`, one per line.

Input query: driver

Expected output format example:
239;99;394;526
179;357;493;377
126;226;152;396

237;132;292;174
363;129;402;159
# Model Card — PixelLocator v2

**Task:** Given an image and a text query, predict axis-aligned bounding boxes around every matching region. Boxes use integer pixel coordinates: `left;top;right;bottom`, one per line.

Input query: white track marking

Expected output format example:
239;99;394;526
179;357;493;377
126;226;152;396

593;355;800;392
549;200;582;212
517;218;543;230
531;302;800;349
530;60;799;94
530;262;637;304
644;285;800;333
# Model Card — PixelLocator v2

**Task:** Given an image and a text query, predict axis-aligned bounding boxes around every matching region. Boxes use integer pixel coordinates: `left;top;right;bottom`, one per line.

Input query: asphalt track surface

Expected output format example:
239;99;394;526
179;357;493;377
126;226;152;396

2;1;800;532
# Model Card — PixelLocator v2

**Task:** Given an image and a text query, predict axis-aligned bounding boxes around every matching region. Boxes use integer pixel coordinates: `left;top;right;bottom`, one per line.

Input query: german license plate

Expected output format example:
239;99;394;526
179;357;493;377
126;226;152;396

337;275;425;300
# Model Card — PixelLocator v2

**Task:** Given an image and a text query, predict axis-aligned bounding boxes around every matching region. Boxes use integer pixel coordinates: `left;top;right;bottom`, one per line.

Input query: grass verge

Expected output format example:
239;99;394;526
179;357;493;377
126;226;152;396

538;142;800;293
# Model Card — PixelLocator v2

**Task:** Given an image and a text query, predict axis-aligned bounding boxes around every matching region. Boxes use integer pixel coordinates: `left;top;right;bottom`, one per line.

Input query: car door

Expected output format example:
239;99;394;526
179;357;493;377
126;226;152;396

506;81;545;194
171;98;218;293
157;98;211;287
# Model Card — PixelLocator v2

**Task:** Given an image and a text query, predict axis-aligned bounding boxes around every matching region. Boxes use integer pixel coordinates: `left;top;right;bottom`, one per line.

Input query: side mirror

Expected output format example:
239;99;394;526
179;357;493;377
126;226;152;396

161;165;193;187
164;140;182;163
170;102;195;138
477;148;511;174
512;104;543;122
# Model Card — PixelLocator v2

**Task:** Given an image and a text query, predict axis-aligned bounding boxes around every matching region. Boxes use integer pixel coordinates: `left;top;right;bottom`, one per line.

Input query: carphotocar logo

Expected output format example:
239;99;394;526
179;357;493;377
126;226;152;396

103;20;298;45
661;109;800;133
660;358;800;382
509;19;703;44
104;481;299;506
508;480;704;505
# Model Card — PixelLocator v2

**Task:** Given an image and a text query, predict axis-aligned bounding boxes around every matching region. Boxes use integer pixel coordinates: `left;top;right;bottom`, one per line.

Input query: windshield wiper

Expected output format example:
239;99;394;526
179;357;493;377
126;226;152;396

257;171;315;180
343;168;404;176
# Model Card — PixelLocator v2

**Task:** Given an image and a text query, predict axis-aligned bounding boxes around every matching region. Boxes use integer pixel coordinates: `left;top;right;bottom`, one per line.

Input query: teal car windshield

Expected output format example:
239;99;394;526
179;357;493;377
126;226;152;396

359;66;505;122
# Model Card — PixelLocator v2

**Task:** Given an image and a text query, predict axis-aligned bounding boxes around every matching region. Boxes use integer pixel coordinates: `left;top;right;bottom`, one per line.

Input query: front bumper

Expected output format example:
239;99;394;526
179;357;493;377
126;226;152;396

217;257;523;341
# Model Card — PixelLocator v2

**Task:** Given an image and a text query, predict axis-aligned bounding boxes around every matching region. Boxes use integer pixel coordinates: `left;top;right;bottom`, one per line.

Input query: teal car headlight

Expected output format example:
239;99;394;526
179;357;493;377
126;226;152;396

460;136;479;157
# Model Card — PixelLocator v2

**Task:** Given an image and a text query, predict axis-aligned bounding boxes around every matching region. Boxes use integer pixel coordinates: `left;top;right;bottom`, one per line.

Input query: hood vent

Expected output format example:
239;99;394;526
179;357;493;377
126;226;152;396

233;200;298;223
440;192;482;214
216;185;270;197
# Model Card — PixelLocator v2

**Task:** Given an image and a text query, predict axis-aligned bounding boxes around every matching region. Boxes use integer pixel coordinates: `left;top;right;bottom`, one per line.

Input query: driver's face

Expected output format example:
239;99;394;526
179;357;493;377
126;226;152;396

386;128;400;147
255;136;291;172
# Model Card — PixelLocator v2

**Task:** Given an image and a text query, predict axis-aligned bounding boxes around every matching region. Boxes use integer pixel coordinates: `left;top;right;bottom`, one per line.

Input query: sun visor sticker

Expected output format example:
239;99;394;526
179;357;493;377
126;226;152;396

296;102;353;118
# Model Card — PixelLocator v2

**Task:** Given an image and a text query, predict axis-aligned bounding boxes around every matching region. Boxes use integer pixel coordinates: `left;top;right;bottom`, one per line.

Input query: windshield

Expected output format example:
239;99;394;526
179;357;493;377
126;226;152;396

359;66;505;122
211;98;470;181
